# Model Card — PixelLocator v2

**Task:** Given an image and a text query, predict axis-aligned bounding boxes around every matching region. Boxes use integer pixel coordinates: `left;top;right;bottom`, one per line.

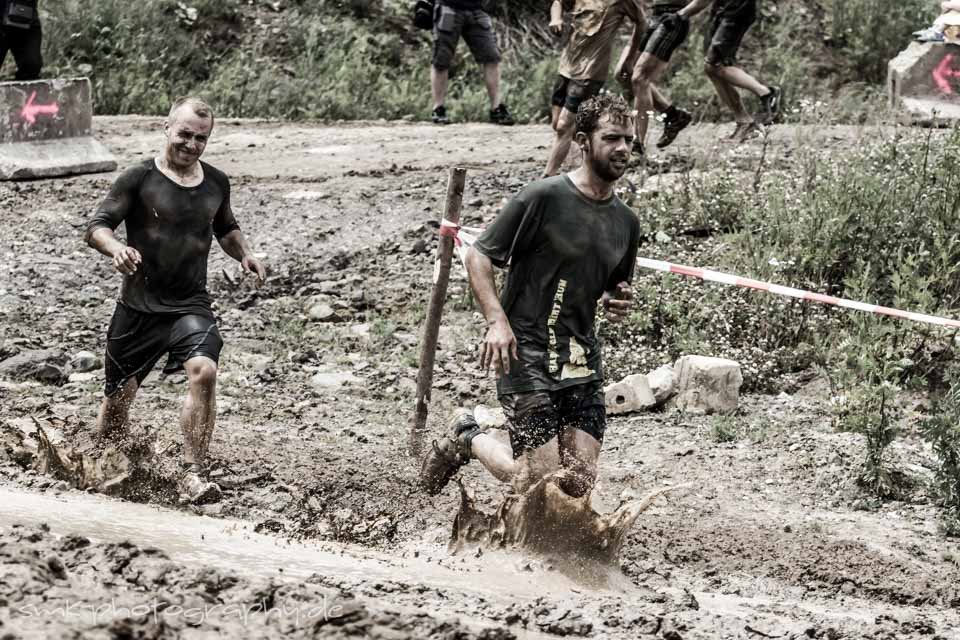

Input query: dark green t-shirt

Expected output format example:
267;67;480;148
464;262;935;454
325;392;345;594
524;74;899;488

473;175;639;396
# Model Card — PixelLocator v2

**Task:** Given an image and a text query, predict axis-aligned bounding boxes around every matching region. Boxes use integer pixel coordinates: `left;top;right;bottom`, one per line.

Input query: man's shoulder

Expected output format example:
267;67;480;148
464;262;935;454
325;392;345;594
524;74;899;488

200;161;230;188
520;174;571;200
113;158;154;186
611;194;640;230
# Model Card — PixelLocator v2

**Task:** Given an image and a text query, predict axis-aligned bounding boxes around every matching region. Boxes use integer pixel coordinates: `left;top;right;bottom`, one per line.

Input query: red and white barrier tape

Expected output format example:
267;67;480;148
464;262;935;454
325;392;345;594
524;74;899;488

636;257;960;329
438;220;960;330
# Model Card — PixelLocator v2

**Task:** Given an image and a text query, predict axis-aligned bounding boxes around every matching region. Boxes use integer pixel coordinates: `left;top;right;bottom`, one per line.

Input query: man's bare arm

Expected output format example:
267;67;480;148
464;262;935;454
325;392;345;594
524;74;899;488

549;0;563;33
464;246;518;375
944;1;960;12
678;0;712;19
218;229;266;282
87;227;141;275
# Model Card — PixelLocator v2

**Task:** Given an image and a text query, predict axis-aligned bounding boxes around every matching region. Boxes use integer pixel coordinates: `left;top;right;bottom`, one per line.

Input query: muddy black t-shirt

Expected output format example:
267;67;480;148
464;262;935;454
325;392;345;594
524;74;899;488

473;175;639;395
440;0;483;10
86;159;240;317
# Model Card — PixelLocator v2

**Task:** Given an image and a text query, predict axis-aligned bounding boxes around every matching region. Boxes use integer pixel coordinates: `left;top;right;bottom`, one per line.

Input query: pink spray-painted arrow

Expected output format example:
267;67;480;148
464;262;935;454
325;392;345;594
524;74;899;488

932;54;960;95
20;90;60;125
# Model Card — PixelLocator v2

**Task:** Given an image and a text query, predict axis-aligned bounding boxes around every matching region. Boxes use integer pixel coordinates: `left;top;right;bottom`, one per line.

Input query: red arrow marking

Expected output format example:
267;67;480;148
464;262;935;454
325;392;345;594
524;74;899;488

20;90;60;125
932;53;960;95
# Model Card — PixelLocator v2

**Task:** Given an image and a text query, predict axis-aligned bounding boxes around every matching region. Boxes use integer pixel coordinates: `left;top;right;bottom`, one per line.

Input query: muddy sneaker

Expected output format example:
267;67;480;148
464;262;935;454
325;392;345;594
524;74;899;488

736;121;763;143
655;107;692;149
178;469;222;505
432;105;450;125
419;408;483;496
490;103;515;126
758;86;783;125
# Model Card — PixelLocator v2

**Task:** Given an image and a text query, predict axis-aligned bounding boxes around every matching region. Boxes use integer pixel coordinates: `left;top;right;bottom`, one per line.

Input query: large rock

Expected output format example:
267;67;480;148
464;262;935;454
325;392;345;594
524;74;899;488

673;356;742;415
604;374;656;415
888;41;960;122
647;364;676;404
0;78;117;180
0;349;67;384
69;350;101;373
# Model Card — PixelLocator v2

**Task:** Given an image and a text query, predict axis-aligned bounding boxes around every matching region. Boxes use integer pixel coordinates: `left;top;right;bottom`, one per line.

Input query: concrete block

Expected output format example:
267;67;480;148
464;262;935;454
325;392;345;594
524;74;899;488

0;77;117;180
888;41;960;121
647;364;676;404
604;373;656;415
673;355;742;415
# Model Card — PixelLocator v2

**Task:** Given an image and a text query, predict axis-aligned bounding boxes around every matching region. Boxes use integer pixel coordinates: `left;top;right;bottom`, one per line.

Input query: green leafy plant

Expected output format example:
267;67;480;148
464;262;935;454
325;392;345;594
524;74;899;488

921;382;960;536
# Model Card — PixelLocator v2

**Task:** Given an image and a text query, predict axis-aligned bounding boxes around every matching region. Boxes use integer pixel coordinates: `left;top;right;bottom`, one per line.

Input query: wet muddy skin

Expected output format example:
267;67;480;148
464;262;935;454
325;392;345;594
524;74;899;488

1;118;959;639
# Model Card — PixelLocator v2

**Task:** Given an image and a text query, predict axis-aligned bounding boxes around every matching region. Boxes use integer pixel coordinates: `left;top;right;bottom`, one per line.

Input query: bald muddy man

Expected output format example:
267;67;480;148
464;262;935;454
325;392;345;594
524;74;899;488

421;94;639;499
85;97;265;504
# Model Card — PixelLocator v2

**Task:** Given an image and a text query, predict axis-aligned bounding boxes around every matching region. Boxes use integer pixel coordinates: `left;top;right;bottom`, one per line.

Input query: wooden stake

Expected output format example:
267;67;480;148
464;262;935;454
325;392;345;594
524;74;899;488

409;167;467;457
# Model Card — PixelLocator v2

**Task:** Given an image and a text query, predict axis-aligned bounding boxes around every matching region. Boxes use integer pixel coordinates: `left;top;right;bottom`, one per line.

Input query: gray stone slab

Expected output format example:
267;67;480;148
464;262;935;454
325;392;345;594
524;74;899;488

0;77;116;179
0;136;117;180
889;41;960;120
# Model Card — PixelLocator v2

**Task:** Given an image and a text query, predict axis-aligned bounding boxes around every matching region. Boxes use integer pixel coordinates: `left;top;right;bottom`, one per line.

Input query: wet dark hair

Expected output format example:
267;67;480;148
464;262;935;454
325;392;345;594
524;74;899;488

575;93;632;137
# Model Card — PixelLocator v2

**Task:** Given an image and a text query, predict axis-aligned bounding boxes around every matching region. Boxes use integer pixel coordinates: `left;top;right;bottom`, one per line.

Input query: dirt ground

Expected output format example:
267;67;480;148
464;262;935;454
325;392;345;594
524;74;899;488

1;117;959;640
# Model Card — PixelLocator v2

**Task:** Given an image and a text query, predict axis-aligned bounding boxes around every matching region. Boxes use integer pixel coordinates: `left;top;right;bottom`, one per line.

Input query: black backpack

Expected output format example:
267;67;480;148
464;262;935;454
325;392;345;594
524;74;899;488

413;0;434;30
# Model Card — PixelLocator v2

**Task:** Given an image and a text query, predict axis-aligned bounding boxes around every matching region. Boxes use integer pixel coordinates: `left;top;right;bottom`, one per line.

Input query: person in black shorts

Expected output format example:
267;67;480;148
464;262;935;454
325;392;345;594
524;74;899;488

430;0;514;126
85;96;265;504
679;0;782;142
420;94;639;499
622;0;694;157
0;0;42;80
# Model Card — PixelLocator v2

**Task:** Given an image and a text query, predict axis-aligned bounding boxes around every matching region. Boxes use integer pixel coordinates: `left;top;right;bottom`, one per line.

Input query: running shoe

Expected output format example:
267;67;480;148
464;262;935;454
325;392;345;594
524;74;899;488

655;107;692;149
758;86;783;125
432;105;450;125
490;103;515;126
419;408;482;496
178;470;222;505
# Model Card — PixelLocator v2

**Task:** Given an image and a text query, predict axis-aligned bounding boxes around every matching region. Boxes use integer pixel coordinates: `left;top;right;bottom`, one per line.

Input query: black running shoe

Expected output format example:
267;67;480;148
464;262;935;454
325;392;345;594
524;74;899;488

655;108;692;149
432;105;450;125
490;103;515;126
759;86;782;125
418;409;482;496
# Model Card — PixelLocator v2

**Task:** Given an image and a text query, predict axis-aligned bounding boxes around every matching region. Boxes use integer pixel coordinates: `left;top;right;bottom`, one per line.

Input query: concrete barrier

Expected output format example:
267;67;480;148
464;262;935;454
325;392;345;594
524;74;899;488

889;41;960;122
0;77;116;180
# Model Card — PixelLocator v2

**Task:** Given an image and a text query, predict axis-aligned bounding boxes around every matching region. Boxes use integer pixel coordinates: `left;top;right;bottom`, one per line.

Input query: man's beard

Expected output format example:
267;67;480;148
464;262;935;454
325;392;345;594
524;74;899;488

588;152;628;183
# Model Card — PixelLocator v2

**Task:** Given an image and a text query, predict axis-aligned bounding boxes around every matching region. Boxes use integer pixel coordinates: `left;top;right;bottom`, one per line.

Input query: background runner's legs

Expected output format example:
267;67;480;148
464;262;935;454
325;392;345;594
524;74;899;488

711;64;769;97
180;356;218;465
632;54;670;146
706;71;753;123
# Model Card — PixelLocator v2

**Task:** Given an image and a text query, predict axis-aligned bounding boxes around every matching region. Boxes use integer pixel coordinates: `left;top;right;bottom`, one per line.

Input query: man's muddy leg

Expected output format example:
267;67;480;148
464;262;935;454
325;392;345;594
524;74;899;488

483;62;502;109
96;377;139;439
544;107;577;176
470;432;520;483
556;428;601;498
631;54;668;148
431;66;450;110
180;356;217;466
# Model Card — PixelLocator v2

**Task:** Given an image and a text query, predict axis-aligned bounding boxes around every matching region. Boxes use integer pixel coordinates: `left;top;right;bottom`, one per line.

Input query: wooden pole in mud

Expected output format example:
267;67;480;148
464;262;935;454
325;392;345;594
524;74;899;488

409;167;467;457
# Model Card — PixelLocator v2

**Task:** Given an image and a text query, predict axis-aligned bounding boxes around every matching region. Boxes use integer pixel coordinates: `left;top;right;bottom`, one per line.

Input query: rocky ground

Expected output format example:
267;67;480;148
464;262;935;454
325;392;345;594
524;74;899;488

1;118;959;639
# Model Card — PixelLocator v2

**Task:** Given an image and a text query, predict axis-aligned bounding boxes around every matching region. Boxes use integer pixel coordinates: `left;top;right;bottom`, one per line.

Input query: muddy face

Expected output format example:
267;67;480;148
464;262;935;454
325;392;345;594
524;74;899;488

164;111;212;171
584;115;633;182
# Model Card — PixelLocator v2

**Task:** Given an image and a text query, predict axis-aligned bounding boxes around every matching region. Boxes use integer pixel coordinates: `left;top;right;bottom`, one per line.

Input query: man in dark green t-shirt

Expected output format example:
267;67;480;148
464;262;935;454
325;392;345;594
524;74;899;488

420;94;640;500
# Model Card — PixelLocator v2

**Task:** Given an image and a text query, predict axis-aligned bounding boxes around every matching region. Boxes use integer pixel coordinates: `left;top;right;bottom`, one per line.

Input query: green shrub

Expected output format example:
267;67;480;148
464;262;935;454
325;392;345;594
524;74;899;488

921;382;960;536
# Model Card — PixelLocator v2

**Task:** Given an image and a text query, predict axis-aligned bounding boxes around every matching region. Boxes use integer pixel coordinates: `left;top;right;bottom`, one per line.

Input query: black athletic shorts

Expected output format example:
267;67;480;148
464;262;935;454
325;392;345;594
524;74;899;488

704;3;756;66
639;11;690;63
551;76;604;114
103;303;223;397
499;381;606;458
